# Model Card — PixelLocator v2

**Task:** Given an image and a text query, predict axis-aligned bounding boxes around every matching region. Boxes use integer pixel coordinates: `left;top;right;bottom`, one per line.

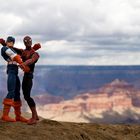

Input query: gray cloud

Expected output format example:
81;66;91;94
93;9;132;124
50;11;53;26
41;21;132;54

0;0;140;65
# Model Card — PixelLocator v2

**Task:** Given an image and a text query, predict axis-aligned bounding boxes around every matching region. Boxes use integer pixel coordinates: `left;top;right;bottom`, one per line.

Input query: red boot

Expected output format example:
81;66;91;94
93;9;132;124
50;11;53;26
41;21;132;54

27;106;39;125
1;98;16;122
14;101;28;123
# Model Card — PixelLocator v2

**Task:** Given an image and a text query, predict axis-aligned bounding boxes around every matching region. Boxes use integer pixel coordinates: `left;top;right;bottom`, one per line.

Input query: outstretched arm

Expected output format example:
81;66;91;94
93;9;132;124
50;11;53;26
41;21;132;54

13;43;41;55
14;43;41;56
13;47;24;55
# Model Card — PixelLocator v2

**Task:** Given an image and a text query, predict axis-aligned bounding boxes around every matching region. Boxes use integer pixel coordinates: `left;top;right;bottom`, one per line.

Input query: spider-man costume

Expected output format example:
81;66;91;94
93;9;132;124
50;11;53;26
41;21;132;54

13;36;41;125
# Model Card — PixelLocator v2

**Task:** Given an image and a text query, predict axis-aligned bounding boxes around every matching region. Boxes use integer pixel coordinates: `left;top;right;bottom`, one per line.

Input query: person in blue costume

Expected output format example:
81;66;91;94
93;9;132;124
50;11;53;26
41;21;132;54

0;36;29;122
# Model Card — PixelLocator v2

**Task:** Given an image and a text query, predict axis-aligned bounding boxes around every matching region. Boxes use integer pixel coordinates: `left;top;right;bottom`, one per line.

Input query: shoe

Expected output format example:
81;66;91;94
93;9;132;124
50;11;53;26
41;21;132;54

14;101;28;123
27;106;39;125
1;98;16;122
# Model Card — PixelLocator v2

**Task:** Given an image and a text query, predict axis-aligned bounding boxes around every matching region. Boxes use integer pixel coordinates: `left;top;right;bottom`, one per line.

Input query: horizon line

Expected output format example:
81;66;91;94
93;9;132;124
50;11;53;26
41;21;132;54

1;64;140;67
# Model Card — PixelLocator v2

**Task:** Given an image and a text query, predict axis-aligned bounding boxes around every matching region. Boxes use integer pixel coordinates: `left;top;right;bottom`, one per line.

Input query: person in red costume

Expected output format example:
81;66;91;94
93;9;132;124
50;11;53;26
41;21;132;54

13;36;41;125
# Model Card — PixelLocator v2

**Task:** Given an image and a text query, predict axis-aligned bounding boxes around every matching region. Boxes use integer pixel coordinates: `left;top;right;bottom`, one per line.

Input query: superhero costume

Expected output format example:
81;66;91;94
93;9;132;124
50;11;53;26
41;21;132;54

13;36;40;125
0;36;28;122
14;47;40;107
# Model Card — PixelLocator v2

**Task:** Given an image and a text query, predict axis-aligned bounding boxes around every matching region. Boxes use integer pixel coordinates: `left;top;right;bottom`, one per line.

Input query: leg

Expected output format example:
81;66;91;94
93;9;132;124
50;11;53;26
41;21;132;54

14;76;28;122
22;73;39;125
14;75;21;101
22;74;35;107
6;71;16;99
2;70;16;122
1;99;16;122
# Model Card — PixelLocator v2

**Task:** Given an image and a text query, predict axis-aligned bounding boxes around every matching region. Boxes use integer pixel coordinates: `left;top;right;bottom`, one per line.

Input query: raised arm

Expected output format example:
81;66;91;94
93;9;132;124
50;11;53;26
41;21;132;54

0;38;6;46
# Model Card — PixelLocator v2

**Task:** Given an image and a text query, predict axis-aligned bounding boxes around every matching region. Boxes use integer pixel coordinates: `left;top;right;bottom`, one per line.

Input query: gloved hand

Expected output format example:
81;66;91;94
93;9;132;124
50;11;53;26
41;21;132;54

32;43;41;51
0;38;6;46
19;63;30;73
13;55;23;64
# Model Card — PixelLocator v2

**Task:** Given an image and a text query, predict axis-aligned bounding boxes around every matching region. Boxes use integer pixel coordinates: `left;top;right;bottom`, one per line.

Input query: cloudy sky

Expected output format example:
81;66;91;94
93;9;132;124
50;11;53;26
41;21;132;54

0;0;140;65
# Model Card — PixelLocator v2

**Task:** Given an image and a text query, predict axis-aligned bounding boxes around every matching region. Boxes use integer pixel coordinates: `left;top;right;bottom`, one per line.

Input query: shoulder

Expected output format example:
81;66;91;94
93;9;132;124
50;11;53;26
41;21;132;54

4;47;17;57
1;46;8;52
34;52;40;57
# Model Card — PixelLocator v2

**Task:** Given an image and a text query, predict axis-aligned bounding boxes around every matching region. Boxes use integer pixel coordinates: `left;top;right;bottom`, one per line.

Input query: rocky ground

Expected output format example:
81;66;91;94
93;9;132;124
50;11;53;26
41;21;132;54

0;114;140;140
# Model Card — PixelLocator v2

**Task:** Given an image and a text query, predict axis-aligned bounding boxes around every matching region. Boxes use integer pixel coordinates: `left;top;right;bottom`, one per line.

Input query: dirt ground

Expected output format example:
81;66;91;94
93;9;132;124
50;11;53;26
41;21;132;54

0;111;140;140
0;117;140;140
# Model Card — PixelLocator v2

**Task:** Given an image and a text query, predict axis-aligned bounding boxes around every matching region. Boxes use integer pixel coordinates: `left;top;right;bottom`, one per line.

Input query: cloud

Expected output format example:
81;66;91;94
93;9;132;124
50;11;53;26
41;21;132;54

0;0;140;65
